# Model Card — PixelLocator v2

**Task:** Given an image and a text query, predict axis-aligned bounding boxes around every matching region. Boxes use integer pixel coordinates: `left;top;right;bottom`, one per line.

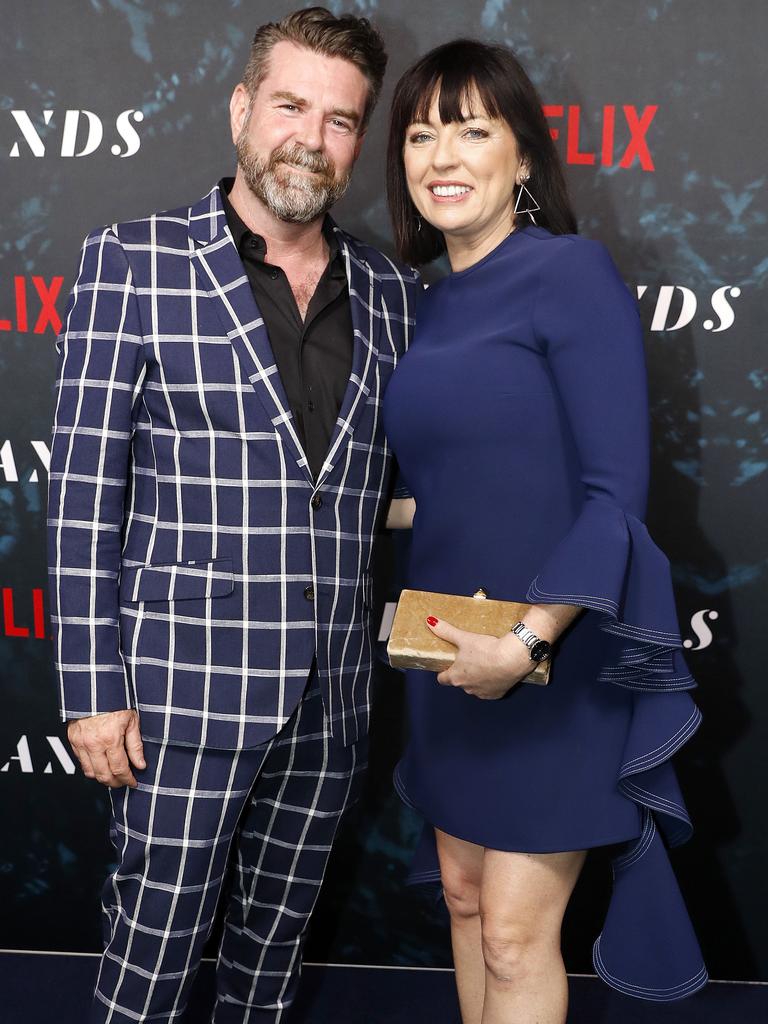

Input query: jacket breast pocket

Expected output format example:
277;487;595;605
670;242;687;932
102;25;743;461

120;557;234;603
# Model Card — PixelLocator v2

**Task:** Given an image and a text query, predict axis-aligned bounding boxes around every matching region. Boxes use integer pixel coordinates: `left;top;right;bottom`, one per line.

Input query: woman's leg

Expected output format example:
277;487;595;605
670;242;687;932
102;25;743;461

435;828;485;1024
479;848;587;1024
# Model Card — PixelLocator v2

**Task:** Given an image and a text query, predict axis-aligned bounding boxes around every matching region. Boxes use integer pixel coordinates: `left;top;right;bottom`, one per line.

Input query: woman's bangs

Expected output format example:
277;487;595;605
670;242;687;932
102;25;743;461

410;66;502;126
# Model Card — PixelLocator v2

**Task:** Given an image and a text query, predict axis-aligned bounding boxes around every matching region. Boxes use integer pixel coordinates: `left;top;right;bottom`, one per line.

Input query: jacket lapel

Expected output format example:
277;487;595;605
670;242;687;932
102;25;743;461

187;185;313;483
316;226;382;485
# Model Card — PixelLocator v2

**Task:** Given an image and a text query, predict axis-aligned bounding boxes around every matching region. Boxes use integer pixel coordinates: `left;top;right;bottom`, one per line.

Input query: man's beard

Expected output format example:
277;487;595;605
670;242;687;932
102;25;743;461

236;123;351;224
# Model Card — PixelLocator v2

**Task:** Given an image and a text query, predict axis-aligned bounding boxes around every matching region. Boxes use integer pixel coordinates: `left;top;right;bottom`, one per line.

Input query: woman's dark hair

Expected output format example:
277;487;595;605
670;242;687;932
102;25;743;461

387;39;578;266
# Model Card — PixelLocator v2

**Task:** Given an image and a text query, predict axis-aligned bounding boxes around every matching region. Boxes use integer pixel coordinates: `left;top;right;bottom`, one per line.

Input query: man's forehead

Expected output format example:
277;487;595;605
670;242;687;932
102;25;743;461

259;41;368;98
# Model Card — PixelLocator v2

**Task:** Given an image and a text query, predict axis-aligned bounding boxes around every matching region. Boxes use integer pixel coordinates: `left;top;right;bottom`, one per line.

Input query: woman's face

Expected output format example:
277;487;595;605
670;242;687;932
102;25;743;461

403;89;526;245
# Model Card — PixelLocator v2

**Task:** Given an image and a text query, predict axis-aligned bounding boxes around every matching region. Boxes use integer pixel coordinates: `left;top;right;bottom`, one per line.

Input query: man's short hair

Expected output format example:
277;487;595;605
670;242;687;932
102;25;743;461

242;6;388;131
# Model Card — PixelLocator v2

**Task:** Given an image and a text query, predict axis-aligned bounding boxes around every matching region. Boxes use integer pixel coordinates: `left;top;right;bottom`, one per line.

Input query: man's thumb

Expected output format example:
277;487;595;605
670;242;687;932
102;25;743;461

125;715;146;770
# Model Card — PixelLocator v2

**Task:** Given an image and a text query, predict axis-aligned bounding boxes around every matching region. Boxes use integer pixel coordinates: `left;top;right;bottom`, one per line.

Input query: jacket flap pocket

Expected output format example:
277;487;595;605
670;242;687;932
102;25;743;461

121;557;234;603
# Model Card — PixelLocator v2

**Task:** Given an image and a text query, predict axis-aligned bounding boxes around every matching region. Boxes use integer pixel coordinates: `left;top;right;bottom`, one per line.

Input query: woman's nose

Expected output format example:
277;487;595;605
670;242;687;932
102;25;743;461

431;134;459;171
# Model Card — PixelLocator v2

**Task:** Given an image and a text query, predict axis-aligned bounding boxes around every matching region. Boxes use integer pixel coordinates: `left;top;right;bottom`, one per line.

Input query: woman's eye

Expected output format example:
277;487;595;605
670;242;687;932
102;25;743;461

409;132;433;144
464;127;488;140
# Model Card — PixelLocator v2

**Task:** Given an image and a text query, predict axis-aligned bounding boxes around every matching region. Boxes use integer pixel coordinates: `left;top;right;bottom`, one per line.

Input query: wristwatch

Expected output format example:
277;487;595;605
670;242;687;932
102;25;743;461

510;621;552;663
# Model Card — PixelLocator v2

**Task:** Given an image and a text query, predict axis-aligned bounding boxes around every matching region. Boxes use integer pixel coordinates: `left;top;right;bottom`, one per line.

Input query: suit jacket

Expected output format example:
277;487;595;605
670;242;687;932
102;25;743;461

48;183;420;749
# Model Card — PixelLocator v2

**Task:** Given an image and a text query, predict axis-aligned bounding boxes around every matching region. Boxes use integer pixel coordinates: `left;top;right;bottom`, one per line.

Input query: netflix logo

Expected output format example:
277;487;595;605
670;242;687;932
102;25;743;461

544;104;657;172
2;588;49;640
0;274;65;335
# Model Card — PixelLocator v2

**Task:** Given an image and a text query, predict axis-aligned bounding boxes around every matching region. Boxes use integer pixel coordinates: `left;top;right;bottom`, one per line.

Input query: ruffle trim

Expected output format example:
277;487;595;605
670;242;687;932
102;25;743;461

526;499;707;1000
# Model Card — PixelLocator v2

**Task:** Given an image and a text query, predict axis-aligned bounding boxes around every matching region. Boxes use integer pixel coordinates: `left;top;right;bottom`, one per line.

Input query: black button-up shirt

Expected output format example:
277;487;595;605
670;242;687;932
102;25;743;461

220;179;354;481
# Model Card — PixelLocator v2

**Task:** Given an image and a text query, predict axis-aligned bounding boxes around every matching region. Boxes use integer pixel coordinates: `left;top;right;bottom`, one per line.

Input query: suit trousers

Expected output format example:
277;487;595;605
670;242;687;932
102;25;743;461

90;680;366;1024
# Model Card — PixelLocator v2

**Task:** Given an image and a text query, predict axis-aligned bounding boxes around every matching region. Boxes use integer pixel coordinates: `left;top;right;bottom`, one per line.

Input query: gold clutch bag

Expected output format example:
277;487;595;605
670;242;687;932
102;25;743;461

387;588;551;685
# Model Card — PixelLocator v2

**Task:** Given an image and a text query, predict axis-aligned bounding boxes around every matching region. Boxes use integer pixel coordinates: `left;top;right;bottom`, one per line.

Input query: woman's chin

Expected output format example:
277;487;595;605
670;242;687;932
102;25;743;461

423;212;475;236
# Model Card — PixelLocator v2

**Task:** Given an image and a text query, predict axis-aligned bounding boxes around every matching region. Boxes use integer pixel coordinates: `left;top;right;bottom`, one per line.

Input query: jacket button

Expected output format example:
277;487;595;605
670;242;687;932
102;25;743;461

311;494;323;510
304;585;315;601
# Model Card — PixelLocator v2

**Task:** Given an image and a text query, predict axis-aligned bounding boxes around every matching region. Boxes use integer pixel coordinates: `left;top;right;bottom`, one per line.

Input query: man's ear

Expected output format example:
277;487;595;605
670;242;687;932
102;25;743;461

230;83;250;145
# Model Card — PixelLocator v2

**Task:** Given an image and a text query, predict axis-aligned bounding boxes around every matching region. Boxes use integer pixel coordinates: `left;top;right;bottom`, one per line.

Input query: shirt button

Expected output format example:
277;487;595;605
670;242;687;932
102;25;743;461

248;238;259;249
304;584;315;601
270;269;279;280
307;399;315;412
311;494;323;510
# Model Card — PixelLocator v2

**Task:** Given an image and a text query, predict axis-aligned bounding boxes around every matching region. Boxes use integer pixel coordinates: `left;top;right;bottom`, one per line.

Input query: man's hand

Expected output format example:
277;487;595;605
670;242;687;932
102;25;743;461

67;710;146;788
427;617;535;700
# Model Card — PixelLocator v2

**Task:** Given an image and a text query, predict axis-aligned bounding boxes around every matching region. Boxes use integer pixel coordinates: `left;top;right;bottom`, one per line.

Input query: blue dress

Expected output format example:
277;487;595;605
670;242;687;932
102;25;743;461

381;226;707;1001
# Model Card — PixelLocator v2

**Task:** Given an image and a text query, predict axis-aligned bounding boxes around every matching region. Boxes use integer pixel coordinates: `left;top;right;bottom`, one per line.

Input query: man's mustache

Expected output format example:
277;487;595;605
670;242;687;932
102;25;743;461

270;143;335;179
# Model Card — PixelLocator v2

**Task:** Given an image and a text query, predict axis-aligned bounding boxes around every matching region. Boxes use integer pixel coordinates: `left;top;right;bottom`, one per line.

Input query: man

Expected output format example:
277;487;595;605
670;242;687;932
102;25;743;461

47;8;419;1022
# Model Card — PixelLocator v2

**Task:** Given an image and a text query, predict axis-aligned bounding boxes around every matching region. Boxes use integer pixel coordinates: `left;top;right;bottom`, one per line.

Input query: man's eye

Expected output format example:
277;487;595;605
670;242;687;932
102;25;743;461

331;119;352;131
280;104;298;112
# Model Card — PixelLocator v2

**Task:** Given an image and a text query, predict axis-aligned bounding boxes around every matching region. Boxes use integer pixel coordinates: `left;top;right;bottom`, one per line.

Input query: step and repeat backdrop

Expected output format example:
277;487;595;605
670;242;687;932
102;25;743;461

0;0;765;983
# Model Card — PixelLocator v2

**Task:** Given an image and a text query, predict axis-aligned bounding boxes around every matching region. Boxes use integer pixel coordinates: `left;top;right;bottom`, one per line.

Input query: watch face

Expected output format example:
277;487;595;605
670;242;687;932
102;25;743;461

530;640;551;662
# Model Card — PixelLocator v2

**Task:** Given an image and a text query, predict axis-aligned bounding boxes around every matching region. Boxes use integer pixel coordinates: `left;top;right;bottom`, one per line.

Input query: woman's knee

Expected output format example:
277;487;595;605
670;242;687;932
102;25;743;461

441;870;481;922
479;920;554;985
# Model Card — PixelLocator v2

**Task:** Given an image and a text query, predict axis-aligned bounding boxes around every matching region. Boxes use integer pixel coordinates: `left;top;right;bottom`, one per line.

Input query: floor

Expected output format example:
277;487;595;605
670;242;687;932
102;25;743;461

1;951;766;1023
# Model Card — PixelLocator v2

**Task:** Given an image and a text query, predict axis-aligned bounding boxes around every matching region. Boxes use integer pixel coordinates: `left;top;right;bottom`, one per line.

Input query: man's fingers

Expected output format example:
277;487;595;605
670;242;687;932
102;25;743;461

73;743;97;780
90;746;135;788
66;710;143;787
84;747;116;786
105;745;138;789
124;715;146;771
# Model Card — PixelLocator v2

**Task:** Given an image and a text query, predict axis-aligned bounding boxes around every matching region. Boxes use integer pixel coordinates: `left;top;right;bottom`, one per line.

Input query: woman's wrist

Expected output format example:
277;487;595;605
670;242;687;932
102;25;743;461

496;631;538;676
521;603;582;644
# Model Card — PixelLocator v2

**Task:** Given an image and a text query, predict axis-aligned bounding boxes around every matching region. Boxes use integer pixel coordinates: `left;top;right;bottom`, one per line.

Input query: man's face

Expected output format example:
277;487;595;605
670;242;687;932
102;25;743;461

230;40;369;224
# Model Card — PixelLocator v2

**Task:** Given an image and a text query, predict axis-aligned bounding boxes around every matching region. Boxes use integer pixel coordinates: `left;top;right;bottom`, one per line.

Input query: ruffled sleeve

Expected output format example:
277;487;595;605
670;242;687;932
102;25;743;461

528;237;695;697
527;238;707;1000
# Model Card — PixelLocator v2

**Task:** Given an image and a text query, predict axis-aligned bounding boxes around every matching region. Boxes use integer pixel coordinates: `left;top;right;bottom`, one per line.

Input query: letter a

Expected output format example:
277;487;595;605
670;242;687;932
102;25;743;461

1;736;34;773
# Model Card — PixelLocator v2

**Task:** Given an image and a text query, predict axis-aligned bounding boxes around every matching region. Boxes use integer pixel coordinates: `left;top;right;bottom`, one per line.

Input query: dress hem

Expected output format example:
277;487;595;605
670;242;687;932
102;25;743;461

394;763;643;862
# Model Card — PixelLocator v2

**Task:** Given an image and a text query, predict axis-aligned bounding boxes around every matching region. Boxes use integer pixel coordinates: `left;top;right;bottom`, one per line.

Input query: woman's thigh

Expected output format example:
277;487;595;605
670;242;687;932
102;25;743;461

480;848;587;940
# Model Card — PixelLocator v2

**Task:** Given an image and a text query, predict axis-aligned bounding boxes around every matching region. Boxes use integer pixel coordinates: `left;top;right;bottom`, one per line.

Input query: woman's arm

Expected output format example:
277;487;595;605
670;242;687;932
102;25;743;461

385;497;416;530
429;237;649;699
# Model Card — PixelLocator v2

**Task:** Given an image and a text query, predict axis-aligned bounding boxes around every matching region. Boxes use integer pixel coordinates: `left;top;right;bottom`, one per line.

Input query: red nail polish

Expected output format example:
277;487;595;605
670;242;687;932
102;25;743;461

426;616;438;627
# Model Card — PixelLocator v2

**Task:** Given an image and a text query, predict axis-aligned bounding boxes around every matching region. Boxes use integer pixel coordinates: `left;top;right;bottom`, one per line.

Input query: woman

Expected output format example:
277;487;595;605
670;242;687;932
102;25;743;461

382;40;706;1023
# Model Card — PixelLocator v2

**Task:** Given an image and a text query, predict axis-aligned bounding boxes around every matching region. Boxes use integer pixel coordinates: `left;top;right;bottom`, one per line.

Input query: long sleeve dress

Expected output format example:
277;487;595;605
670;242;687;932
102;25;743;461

381;226;707;1001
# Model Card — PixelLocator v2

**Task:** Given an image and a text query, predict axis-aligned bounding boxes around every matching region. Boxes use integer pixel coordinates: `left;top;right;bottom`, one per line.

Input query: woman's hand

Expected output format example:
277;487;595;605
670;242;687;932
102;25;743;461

427;616;537;700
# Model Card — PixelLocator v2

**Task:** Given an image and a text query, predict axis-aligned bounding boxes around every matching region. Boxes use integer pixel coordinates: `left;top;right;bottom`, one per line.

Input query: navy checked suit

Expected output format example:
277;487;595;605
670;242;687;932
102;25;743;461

48;184;420;1022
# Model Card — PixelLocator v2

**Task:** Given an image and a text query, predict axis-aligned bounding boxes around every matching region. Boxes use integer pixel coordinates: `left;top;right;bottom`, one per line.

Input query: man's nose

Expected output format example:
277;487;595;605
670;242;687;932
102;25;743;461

294;112;325;153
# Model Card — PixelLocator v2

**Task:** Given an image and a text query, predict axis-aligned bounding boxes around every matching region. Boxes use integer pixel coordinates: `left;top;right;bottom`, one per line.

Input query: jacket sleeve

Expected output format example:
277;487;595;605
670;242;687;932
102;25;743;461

47;227;146;720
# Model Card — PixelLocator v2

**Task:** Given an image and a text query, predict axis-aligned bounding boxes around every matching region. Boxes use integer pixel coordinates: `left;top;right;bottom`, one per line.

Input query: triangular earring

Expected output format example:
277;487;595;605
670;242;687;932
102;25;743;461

514;181;540;223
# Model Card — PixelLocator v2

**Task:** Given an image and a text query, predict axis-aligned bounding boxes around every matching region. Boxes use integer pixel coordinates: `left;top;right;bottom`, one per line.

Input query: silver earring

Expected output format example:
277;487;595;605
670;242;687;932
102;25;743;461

514;177;540;224
416;214;422;233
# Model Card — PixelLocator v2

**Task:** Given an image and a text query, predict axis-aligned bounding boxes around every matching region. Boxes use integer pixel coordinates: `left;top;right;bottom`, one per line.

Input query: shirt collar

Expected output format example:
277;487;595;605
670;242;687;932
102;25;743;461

219;177;343;276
